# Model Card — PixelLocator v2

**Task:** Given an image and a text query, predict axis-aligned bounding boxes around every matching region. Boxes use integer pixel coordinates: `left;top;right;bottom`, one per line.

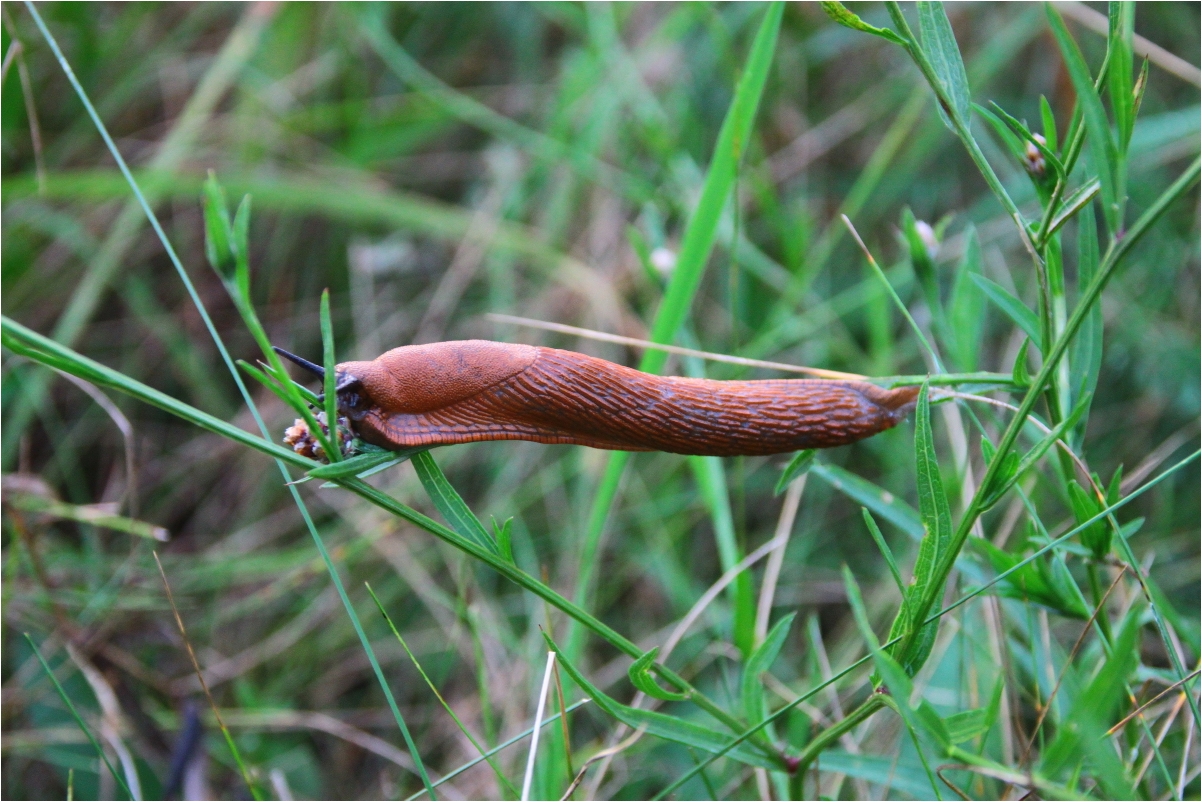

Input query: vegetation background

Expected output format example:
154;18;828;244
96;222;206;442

1;2;1198;799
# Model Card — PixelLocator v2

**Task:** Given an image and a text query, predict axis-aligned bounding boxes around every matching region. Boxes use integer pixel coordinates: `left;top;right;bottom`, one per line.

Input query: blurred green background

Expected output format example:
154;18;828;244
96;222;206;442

2;2;1198;799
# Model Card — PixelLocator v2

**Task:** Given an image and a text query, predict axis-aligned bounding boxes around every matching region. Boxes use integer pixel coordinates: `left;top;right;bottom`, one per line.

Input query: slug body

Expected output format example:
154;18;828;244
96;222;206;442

321;340;917;457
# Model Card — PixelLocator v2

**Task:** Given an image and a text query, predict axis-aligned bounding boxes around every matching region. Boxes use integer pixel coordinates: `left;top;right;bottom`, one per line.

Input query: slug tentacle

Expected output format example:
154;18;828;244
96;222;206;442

284;339;919;457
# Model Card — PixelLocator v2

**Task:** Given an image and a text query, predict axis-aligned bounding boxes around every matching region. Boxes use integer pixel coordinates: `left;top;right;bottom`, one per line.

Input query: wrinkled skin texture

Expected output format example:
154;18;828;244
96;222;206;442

334;340;919;457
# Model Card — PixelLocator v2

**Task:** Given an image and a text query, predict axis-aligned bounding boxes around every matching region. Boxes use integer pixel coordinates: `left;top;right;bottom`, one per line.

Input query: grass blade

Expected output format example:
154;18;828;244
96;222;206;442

916;2;972;129
969;273;1041;344
23;634;134;800
862;508;905;596
1047;5;1123;232
411;450;499;555
366;584;519;798
320;289;342;462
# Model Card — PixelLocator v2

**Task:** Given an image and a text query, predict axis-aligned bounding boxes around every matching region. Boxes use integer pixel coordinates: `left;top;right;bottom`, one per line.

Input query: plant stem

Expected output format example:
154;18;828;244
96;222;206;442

792;694;884;777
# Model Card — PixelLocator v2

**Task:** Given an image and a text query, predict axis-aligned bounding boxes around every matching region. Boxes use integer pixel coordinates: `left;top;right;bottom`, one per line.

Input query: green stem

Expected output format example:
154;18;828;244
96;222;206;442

1086;562;1115;645
1035;46;1111;249
792;694;884;777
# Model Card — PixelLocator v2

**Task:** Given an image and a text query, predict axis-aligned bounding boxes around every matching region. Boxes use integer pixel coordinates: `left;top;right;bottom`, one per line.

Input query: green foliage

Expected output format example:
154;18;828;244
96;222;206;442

3;2;1198;799
773;448;815;495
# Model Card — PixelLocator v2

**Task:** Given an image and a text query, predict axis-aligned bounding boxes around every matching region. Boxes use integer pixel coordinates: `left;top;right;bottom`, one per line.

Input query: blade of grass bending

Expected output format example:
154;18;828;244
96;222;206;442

570;1;784;657
843;215;945;373
404;700;592;801
5;2;270;465
153;553;262;800
23;634;134;801
18;12;437;793
366;583;520;799
0;318;757;751
522;652;558;801
652;449;1200;798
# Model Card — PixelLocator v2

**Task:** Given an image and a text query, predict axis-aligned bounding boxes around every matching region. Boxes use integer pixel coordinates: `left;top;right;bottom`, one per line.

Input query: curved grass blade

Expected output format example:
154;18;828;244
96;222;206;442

366;584;520;798
24;634;134;800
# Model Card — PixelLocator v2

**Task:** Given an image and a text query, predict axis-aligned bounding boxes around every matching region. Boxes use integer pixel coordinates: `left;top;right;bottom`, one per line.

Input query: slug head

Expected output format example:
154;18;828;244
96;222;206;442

271;345;373;422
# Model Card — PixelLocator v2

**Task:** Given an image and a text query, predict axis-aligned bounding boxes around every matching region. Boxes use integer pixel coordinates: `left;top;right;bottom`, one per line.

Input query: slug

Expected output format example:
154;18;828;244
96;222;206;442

274;340;918;457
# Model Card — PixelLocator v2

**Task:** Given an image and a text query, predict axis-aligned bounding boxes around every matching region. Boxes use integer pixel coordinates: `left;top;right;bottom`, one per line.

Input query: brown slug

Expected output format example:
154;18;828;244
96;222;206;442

274;340;918;457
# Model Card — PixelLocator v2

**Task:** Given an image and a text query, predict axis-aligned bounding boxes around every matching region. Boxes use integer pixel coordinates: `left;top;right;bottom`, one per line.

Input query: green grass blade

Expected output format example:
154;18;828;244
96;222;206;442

862;508;905;597
23;634;134;800
1047;5;1123;233
1069;204;1104;440
820;1;905;44
366;583;520;798
969;273;1041;344
741;612;795;725
1107;1;1136;152
411;451;499;556
320;289;342;462
916;2;972;130
809;464;923;540
774;450;816;496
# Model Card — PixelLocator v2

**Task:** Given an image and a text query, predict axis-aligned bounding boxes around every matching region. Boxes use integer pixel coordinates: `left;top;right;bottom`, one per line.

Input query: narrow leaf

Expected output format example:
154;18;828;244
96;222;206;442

1039;94;1058;151
1069;203;1104;435
629;648;689;702
201;172;235;279
775;449;816;495
912;382;952;591
970;273;1041;343
1107;0;1136;151
1012;338;1031;387
320;289;341;462
917;1;972;128
233;195;252;300
810;464;923;540
741;613;796;725
307;449;416;480
1045;179;1101;239
819;1;906;44
883;383;949;676
492;517;515;564
1047;5;1122;232
411;451;499;555
863;509;905;596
